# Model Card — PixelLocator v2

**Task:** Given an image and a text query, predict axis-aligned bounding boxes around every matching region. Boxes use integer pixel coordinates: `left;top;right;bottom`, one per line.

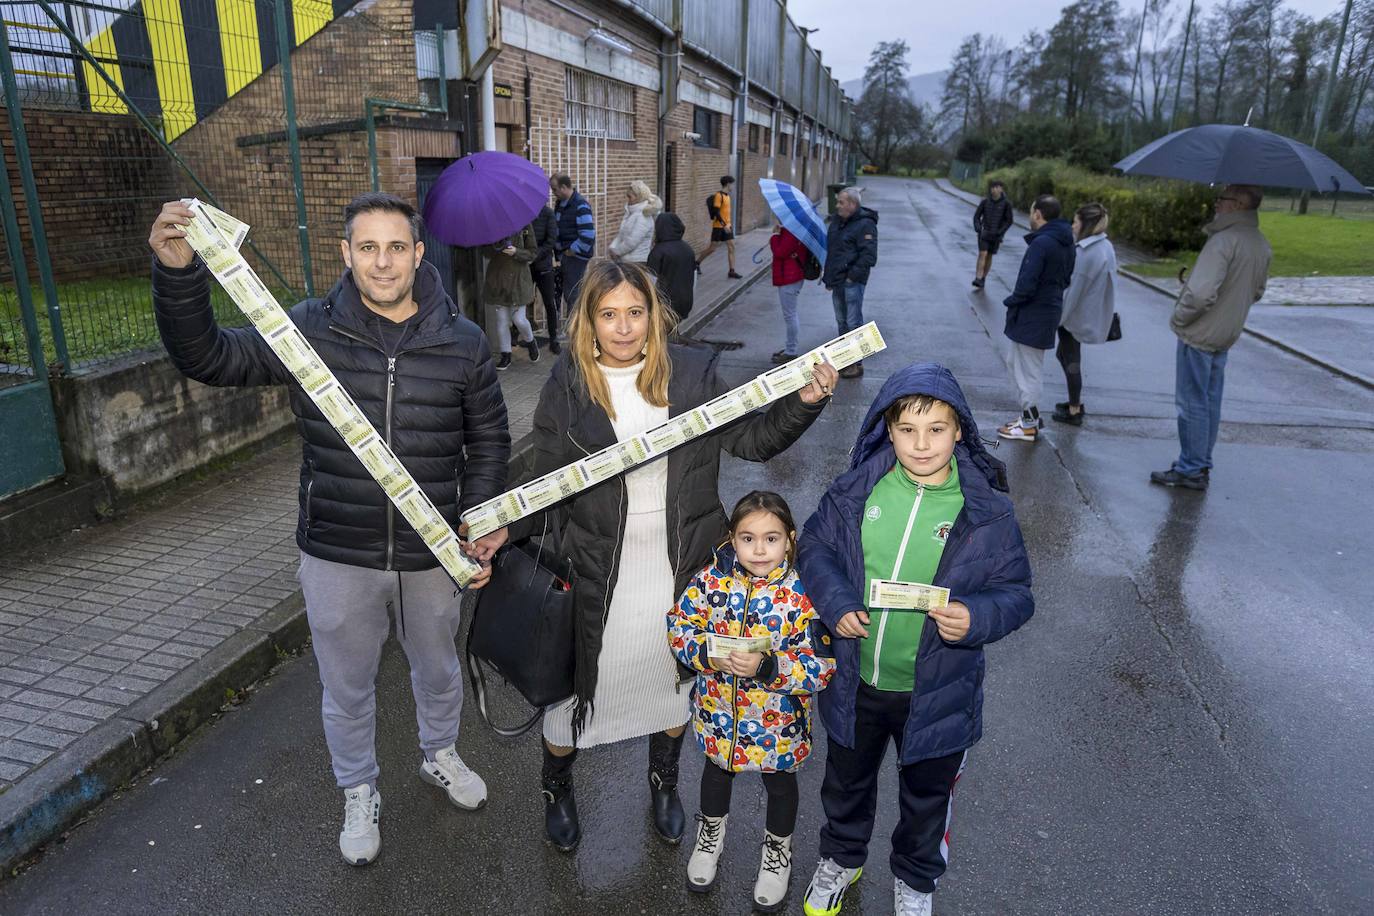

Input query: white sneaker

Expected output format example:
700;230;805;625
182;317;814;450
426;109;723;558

997;417;1039;441
894;879;934;916
802;857;862;916
339;784;381;866
753;831;793;912
686;814;727;892
419;745;488;810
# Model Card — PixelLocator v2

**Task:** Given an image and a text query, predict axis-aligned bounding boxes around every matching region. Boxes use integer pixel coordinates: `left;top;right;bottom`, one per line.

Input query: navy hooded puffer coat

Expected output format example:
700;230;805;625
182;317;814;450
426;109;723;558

797;363;1034;764
1003;217;1076;350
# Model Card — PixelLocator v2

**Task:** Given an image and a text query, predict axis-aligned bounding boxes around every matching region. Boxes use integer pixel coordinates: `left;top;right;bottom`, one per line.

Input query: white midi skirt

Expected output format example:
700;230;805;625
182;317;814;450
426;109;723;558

542;505;690;748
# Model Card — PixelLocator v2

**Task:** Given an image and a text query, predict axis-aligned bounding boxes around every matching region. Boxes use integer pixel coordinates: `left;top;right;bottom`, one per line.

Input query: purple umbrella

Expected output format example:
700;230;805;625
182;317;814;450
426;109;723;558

421;151;551;248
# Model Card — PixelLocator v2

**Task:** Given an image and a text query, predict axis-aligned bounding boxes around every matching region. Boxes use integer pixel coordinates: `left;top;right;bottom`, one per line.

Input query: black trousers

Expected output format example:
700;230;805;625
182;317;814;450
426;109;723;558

699;761;799;836
531;266;558;341
1056;327;1083;405
818;682;966;893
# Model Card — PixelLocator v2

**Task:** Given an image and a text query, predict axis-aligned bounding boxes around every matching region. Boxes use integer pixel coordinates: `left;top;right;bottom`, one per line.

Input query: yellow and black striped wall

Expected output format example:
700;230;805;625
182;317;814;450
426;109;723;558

80;0;357;139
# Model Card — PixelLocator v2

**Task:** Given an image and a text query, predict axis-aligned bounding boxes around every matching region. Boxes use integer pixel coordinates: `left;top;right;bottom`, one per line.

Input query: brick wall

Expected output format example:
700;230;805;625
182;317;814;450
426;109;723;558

1;111;182;284
492;9;663;259
172;0;437;292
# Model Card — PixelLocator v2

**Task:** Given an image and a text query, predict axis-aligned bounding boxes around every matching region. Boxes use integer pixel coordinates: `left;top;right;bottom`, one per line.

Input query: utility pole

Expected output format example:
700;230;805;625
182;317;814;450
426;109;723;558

1299;0;1354;214
1124;0;1148;154
1169;0;1196;133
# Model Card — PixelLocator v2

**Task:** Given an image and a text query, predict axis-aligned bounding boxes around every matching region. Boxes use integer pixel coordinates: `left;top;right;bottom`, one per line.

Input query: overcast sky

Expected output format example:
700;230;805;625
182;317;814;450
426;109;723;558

788;0;1351;84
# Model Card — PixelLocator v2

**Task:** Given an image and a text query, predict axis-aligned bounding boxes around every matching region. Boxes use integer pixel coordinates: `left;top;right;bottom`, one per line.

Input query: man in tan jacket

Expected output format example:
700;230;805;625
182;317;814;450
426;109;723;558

1151;185;1272;490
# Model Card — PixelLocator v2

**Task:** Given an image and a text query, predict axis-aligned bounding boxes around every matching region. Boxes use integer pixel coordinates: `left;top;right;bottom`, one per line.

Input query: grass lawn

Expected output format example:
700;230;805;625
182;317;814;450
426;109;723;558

1127;210;1374;279
1;275;288;371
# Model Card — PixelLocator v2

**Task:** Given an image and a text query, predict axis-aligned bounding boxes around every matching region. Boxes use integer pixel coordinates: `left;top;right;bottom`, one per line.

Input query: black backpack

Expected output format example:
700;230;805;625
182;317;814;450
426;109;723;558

706;192;721;222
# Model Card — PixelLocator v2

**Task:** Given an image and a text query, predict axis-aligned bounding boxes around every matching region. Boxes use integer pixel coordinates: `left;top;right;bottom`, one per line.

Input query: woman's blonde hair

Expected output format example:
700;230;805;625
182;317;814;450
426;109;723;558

628;179;663;215
566;259;678;420
1075;201;1109;239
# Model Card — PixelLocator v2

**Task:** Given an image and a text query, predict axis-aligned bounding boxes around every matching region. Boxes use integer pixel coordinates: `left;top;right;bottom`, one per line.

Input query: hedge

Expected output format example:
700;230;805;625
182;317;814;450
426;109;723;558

980;158;1216;255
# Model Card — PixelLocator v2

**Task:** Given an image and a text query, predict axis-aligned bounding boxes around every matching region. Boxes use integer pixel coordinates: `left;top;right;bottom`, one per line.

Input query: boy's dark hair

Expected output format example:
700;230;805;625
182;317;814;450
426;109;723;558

343;193;423;243
1032;194;1061;221
729;490;797;565
988;180;1005;192
883;395;961;432
720;175;735;187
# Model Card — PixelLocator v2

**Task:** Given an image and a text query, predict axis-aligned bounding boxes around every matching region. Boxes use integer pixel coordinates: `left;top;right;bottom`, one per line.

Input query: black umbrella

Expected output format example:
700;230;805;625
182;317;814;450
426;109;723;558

1115;123;1371;195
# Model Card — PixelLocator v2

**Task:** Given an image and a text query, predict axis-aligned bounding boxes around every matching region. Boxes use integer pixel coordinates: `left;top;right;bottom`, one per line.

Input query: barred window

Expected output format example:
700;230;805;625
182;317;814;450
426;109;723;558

565;68;635;140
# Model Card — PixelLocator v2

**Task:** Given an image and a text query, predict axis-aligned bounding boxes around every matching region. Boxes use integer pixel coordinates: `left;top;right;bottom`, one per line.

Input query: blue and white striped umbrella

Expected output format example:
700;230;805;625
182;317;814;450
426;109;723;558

758;178;827;264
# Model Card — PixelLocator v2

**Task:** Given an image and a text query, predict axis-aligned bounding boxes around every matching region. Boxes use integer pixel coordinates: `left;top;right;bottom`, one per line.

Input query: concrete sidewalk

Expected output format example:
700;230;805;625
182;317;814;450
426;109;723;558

932;177;1374;390
0;234;775;872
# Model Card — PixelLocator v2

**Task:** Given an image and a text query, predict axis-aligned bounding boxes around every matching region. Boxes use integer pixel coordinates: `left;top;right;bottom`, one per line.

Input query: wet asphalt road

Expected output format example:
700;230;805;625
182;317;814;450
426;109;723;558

3;177;1372;916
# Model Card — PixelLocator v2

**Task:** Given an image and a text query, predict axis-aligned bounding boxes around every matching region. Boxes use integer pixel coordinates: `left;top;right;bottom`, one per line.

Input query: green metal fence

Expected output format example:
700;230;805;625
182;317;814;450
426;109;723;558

1;0;439;372
949;159;985;187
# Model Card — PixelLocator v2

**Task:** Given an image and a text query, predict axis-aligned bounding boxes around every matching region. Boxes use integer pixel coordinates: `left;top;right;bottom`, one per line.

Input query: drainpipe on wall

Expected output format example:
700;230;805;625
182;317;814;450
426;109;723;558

481;67;498;150
733;0;750;234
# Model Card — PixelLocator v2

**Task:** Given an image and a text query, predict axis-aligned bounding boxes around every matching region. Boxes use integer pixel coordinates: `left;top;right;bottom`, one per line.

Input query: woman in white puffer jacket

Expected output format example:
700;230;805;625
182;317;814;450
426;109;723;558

609;180;662;264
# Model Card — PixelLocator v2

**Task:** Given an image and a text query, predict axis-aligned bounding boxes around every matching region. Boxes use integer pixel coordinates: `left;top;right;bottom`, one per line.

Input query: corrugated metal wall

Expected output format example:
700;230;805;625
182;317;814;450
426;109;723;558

621;0;850;135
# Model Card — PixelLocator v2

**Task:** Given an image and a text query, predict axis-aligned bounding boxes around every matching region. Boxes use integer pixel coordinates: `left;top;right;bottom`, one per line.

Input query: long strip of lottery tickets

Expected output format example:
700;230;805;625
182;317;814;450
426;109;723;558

460;321;887;540
179;199;484;587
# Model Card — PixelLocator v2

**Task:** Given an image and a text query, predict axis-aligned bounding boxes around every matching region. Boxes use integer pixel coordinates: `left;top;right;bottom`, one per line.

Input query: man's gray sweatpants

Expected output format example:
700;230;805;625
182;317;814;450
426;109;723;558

298;551;464;789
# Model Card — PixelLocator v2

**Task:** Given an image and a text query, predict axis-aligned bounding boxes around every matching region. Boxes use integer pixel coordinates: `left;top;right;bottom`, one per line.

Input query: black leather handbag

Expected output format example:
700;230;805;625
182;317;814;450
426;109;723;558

465;538;576;737
1107;312;1123;341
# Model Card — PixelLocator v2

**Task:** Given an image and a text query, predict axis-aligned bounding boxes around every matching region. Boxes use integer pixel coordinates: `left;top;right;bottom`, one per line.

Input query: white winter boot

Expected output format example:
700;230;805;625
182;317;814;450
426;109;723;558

753;830;793;912
685;813;728;892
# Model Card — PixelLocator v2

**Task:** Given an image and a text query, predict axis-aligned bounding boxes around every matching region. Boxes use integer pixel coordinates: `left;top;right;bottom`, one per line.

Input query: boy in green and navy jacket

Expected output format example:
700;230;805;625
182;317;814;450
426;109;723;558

797;363;1034;916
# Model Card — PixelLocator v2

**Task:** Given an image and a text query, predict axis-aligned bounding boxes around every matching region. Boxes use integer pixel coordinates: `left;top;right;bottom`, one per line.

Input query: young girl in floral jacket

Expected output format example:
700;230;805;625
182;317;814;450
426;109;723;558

667;490;835;913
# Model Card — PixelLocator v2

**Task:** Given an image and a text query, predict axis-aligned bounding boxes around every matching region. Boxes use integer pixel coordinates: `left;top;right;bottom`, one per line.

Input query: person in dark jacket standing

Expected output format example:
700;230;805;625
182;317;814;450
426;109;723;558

971;180;1014;289
997;195;1075;442
493;259;837;854
147;194;511;868
551;173;596;313
530;204;561;354
822;187;878;379
770;224;808;363
797;363;1033;916
647;211;696;319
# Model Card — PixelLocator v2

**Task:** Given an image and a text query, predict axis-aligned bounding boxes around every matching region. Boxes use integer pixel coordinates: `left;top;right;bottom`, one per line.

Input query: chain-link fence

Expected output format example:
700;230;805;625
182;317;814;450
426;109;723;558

1;0;440;372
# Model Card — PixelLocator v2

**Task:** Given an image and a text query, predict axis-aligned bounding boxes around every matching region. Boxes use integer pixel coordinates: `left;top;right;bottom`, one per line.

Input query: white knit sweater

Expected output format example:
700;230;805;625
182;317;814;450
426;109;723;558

601;361;668;511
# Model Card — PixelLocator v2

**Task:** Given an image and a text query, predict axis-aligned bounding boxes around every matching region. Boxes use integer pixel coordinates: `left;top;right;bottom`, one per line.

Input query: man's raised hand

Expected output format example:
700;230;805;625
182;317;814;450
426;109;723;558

149;201;196;270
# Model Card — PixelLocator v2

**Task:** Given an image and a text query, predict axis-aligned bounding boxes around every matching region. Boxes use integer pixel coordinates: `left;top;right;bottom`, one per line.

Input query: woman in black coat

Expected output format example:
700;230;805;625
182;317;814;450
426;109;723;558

503;258;836;852
647;211;697;318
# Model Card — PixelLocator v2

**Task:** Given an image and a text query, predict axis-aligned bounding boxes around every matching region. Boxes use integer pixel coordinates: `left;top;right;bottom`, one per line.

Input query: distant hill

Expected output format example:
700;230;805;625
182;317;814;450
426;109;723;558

841;70;947;111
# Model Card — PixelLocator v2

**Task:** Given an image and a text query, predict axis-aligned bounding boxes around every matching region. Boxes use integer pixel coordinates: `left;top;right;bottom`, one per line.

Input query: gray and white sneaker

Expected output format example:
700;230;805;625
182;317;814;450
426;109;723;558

419;745;488;810
894;879;934;916
686;813;727;892
802;857;862;916
339;784;381;866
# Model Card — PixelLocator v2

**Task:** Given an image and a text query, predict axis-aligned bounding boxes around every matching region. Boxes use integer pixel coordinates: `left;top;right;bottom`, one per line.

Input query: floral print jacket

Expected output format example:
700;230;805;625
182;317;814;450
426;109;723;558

667;549;835;773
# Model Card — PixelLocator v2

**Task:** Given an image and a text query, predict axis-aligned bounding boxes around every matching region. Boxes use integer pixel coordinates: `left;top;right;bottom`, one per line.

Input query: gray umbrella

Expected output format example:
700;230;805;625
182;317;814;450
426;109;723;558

1114;124;1371;195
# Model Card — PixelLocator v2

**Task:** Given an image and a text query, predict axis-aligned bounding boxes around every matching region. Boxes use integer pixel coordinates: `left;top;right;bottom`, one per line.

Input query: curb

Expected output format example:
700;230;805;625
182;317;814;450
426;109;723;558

929;179;1374;393
0;258;773;877
677;261;773;338
0;593;308;874
1115;269;1374;392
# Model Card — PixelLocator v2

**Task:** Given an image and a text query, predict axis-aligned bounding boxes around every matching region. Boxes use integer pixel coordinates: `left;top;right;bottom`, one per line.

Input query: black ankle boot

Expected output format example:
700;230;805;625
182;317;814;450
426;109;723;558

542;747;580;852
648;730;686;844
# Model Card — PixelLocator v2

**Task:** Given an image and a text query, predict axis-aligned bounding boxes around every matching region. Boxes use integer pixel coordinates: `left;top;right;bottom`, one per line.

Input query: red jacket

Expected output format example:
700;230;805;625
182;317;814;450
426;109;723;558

770;229;807;286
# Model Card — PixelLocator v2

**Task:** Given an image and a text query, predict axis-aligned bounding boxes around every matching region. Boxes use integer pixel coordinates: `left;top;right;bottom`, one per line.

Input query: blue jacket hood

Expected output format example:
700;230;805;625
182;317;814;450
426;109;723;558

849;362;1009;495
1026;218;1074;249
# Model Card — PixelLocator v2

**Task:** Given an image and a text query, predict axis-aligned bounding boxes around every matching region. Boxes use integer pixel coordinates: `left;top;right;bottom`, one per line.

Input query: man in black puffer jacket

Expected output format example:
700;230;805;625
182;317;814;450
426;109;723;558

822;186;879;379
148;193;510;867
